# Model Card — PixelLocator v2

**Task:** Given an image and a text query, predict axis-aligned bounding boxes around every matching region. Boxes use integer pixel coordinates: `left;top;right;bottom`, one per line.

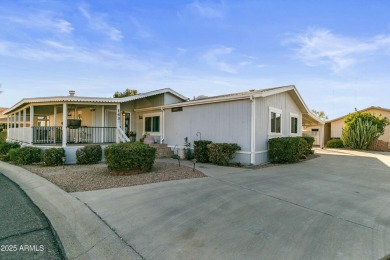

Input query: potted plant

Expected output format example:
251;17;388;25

67;119;81;129
142;133;155;144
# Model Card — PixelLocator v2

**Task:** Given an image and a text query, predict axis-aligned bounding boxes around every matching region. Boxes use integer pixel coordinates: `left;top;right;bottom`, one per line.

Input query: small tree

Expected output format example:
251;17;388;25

113;89;138;98
311;109;328;121
341;110;389;150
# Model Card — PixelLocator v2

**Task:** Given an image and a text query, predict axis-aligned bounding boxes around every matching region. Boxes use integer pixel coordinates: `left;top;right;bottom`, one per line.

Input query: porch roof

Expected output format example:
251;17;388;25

4;88;187;115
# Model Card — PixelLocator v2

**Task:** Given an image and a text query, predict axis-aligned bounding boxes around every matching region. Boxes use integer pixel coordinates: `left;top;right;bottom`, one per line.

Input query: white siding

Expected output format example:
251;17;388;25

164;100;251;163
254;92;302;158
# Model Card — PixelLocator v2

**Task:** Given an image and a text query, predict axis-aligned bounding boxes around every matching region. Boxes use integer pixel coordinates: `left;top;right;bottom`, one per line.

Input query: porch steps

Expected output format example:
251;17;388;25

148;144;174;158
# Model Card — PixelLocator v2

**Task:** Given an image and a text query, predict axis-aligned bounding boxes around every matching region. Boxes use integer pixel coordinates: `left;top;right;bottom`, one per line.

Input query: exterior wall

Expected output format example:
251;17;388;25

164;93;185;105
254;92;302;164
164;99;251;164
330;109;390;148
134;94;164;109
330;118;344;138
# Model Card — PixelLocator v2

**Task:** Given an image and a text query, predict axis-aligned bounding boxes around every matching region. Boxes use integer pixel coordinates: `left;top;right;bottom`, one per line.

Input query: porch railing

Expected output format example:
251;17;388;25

32;126;117;144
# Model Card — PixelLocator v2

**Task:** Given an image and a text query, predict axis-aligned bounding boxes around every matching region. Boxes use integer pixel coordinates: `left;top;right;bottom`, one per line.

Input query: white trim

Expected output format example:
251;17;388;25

161;108;165;144
236;150;268;154
290;112;299;136
268;106;283;136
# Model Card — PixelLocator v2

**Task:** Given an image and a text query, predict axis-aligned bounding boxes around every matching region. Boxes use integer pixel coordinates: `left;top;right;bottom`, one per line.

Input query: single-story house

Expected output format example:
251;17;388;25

4;85;322;164
325;106;390;149
0;107;8;129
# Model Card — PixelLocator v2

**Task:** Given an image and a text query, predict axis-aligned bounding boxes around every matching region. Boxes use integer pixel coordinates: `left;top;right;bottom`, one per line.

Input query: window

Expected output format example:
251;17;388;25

291;116;298;134
144;116;160;132
269;107;282;134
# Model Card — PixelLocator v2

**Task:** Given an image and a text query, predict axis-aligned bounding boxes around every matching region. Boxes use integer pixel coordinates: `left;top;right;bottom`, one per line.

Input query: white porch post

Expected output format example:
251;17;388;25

23;109;26;127
116;104;121;143
22;109;26;142
17;111;21;140
53;106;57;143
101;106;105;143
161;108;164;144
62;104;67;147
250;96;256;165
30;106;34;144
13;113;16;129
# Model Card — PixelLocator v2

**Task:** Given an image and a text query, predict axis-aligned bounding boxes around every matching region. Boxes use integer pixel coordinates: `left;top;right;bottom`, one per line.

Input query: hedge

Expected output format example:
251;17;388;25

76;145;102;164
194;140;212;163
10;146;42;165
268;137;307;163
326;139;344;148
104;142;156;173
42;148;65;166
207;143;241;166
0;142;20;156
301;136;315;155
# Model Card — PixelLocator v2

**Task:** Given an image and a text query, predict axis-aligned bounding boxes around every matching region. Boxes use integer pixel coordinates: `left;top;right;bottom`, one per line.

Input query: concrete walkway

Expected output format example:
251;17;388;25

73;150;390;260
0;173;63;259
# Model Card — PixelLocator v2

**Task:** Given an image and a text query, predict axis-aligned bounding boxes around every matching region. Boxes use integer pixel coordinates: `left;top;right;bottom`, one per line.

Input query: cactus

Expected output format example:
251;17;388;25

341;118;378;150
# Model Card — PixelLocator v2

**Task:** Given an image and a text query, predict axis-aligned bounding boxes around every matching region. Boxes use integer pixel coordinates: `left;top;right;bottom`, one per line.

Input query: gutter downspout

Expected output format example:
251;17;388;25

250;96;255;165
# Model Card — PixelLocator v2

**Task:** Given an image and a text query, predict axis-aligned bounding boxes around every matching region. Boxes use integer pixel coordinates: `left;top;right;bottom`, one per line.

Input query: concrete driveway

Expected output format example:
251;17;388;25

73;150;390;260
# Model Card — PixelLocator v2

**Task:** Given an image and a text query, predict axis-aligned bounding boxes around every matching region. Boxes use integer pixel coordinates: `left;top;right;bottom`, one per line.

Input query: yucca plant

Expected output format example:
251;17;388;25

341;118;378;149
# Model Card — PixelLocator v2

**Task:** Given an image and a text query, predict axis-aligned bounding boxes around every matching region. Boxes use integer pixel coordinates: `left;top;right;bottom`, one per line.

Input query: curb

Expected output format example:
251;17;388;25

0;161;143;260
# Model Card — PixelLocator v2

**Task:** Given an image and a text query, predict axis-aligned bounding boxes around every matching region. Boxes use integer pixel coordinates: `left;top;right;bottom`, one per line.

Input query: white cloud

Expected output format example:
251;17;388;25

79;5;123;41
0;12;73;34
201;46;252;73
189;0;225;18
285;28;390;72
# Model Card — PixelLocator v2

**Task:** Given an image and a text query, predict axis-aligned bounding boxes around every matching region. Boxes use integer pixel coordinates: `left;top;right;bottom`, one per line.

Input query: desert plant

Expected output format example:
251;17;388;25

42;148;65;166
76;145;102;164
207;143;241;166
194;140;212;163
268;137;307;163
341;110;389;150
104;142;156;173
326;139;344;148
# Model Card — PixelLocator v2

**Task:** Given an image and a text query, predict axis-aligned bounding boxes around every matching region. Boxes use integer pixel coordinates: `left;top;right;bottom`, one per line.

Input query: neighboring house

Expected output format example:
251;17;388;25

4;85;322;164
325;106;390;149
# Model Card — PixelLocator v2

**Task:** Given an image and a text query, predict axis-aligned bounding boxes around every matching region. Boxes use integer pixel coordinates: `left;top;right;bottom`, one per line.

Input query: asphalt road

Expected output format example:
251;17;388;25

74;150;390;260
0;173;64;260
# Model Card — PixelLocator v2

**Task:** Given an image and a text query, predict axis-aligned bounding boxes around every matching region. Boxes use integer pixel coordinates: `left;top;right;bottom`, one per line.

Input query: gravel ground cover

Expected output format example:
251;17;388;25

22;162;206;192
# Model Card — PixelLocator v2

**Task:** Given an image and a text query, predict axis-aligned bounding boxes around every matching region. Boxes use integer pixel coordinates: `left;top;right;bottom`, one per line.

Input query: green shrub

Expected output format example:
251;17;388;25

104;142;156;173
327;139;344;148
0;131;6;143
185;148;195;160
194;140;212;163
42;148;65;166
207;143;241;166
10;146;42;165
76;145;102;164
268;137;307;163
0;142;20;155
301;136;315;155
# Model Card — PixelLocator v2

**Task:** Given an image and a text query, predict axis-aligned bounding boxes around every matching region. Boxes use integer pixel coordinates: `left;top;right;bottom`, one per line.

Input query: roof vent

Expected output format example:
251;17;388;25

69;90;76;96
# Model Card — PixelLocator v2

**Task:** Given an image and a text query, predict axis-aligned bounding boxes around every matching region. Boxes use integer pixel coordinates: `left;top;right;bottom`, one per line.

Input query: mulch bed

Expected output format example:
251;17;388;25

22;162;206;193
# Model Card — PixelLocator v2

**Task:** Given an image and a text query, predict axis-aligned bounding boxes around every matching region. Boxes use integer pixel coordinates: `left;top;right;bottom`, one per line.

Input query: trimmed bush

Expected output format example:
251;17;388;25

207;143;241;166
0;142;20;155
194;140;212;163
268;137;307;163
302;136;315;155
76;145;102;164
327;139;344;148
10;146;42;165
104;142;156;173
42;148;65;166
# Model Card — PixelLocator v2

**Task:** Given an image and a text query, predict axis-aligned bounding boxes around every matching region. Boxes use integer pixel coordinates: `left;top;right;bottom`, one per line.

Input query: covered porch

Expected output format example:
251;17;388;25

5;98;129;147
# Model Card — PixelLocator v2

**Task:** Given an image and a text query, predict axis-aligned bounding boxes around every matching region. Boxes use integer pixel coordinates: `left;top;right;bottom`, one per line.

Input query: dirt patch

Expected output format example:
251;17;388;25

22;162;206;193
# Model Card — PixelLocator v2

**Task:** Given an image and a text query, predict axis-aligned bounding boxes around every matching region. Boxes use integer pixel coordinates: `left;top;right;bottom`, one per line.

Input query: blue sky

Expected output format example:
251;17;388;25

1;0;390;119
